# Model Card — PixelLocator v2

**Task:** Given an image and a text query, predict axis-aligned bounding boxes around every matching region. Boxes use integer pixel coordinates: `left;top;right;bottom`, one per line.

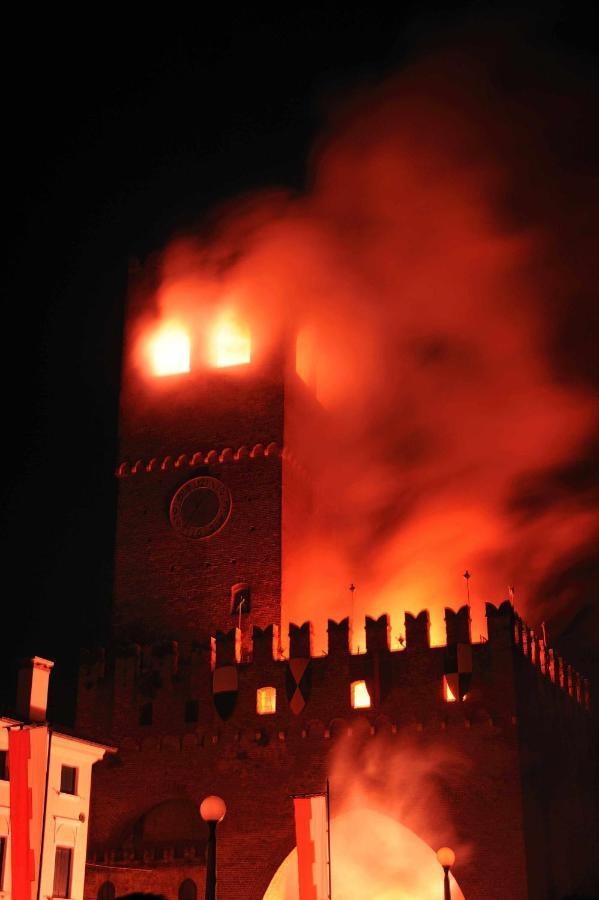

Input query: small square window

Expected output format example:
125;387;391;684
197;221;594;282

350;680;371;709
0;750;7;781
60;765;77;795
256;686;276;715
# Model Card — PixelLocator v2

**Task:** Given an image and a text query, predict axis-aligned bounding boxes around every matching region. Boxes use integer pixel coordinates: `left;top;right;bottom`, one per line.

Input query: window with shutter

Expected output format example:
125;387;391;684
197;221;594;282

0;836;7;890
53;846;73;899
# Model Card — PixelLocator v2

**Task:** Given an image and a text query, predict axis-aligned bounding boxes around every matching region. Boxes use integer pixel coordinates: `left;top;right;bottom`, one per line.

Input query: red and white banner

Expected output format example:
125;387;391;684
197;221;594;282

293;794;329;900
9;726;49;900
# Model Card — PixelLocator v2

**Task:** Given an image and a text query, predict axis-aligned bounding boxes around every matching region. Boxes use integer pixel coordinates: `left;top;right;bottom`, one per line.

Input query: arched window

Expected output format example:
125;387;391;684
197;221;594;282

97;882;115;900
179;879;197;900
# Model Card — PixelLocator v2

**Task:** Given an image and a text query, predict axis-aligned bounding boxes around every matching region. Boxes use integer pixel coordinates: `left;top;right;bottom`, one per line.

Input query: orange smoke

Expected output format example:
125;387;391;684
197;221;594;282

135;38;599;647
210;310;251;368
264;724;468;899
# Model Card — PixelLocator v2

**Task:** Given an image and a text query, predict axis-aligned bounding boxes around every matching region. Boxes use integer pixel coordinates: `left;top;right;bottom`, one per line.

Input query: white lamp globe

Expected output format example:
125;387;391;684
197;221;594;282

437;846;456;869
200;795;227;823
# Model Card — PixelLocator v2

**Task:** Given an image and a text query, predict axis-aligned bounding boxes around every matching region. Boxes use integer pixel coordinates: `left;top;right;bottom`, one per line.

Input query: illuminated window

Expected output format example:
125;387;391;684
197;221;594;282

257;686;277;715
443;676;457;702
350;680;371;709
149;323;191;376
211;312;251;368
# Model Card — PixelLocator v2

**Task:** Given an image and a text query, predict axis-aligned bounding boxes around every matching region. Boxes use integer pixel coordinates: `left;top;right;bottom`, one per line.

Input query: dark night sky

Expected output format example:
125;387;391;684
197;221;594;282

2;4;598;718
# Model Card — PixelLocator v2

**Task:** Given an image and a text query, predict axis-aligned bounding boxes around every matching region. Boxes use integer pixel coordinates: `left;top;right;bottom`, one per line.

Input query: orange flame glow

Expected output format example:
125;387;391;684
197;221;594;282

138;44;599;647
443;676;457;703
148;323;190;376
351;680;371;709
210;312;251;368
256;686;277;715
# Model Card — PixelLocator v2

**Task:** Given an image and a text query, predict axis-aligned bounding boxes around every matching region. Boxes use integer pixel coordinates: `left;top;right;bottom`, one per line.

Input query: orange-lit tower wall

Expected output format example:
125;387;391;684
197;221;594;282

112;268;318;645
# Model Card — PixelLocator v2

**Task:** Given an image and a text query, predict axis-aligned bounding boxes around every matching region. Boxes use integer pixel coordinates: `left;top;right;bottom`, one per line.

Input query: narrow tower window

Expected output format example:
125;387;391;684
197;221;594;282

256;686;277;715
231;583;251;617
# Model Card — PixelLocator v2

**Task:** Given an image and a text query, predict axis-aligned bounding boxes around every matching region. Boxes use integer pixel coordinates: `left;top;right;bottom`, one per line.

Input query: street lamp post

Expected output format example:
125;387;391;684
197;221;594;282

436;847;456;900
200;795;227;900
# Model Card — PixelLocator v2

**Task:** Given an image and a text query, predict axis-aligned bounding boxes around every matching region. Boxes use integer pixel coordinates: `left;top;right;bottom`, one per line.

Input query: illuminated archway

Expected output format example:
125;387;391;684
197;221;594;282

263;808;465;899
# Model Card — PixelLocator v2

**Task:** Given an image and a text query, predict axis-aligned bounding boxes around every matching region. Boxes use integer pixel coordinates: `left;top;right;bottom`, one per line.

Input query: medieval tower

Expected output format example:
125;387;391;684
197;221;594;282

76;274;597;900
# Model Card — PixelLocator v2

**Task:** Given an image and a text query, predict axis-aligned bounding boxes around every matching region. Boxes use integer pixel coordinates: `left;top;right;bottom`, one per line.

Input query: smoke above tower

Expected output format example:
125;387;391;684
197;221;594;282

135;28;599;649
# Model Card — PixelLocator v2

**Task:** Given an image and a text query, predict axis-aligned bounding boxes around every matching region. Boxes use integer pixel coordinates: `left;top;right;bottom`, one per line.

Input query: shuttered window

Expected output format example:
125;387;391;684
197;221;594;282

53;846;73;899
0;837;7;890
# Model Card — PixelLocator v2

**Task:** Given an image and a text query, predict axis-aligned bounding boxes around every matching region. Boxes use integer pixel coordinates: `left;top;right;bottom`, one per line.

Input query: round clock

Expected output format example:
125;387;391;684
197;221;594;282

169;476;232;539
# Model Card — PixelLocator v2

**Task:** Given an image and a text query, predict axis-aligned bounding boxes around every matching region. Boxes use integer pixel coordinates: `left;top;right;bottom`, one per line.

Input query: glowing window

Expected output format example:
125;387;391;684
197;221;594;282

257;686;277;715
211;312;251;368
149;324;190;376
350;680;371;709
443;675;458;703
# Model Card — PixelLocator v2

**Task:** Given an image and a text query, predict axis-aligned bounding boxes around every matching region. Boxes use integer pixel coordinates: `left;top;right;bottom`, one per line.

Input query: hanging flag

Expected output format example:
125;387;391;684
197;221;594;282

212;665;238;720
444;643;473;701
9;725;49;900
293;794;330;900
286;658;311;715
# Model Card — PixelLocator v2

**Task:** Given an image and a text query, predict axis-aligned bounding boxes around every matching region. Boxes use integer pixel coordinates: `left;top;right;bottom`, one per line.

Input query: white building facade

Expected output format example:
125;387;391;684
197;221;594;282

0;658;113;900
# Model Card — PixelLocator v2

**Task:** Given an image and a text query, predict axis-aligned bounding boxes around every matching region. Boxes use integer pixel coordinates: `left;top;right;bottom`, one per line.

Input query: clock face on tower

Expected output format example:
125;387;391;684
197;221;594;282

169;476;232;539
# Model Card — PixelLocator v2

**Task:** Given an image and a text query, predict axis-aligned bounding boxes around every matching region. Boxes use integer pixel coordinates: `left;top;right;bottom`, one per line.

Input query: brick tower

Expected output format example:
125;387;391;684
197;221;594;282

112;272;317;646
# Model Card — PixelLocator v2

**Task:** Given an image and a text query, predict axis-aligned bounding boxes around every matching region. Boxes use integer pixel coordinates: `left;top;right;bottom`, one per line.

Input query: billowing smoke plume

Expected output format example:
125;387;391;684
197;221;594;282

264;723;468;898
144;29;599;650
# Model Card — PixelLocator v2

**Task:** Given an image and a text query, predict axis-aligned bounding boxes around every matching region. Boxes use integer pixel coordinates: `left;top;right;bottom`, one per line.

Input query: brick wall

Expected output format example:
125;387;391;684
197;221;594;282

78;604;596;900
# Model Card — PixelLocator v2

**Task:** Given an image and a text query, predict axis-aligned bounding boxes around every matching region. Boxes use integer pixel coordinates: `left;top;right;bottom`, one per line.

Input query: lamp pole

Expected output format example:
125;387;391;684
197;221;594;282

200;795;227;900
436;847;455;900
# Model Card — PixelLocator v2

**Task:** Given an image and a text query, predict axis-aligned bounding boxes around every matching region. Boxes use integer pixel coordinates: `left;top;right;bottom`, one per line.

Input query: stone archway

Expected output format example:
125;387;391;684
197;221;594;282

263;808;465;899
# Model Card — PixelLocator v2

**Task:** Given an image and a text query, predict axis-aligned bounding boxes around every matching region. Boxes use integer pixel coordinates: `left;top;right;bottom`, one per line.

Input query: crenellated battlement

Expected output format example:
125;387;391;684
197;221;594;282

76;602;590;747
